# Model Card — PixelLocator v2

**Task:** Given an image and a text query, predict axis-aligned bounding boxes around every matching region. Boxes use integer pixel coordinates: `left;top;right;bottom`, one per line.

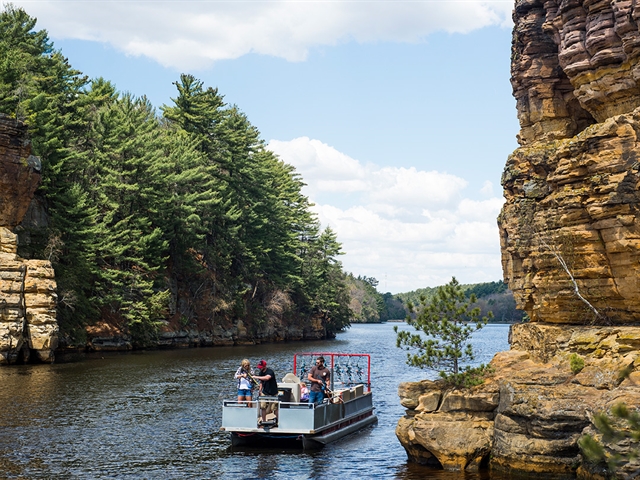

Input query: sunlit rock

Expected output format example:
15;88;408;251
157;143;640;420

0;114;57;364
398;380;439;409
397;0;640;475
502;0;640;324
414;392;441;413
396;380;498;472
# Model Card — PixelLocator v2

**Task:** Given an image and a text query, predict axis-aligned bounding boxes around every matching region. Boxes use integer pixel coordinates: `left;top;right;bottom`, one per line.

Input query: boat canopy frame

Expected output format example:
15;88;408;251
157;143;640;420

292;352;371;392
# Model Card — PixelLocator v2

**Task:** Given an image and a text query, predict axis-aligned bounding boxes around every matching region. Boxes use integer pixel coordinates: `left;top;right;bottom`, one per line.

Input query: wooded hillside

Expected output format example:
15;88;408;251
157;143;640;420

1;6;352;346
397;280;524;323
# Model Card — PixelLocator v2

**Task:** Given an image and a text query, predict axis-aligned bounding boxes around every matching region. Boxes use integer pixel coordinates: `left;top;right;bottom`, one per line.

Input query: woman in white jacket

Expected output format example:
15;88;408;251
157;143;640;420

234;358;256;407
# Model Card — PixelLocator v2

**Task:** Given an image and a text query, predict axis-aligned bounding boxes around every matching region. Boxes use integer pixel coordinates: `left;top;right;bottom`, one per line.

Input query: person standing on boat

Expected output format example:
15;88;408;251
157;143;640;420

253;359;279;425
308;356;330;405
234;359;256;407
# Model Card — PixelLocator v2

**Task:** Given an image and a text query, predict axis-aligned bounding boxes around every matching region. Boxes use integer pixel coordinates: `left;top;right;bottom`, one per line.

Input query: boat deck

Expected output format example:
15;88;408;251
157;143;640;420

221;386;374;435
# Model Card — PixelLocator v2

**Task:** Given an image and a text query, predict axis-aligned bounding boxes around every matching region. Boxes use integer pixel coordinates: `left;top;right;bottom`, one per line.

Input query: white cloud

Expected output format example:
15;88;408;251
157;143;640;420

268;137;505;293
14;1;513;70
456;198;504;222
480;180;495;196
269;137;368;195
370;167;467;207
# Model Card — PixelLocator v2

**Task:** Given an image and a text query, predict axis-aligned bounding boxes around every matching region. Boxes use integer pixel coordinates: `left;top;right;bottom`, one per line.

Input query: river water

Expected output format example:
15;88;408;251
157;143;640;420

0;323;512;479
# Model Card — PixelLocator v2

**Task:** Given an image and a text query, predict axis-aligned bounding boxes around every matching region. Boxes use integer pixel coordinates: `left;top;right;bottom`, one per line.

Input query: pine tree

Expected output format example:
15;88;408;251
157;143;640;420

0;5;100;340
88;93;171;344
1;7;354;343
395;277;493;387
301;227;352;336
579;402;640;478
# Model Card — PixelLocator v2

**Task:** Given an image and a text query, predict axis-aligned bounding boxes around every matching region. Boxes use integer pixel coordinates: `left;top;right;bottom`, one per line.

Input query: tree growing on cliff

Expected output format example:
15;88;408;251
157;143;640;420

395;277;493;387
579;402;640;478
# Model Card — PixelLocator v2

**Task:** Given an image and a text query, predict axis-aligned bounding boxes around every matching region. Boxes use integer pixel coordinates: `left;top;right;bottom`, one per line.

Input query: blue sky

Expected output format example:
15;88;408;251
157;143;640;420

15;1;519;293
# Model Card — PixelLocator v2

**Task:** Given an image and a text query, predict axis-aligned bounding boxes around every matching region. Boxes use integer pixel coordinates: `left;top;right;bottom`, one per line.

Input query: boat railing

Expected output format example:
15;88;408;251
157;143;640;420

221;389;373;432
222;383;370;408
222;400;255;408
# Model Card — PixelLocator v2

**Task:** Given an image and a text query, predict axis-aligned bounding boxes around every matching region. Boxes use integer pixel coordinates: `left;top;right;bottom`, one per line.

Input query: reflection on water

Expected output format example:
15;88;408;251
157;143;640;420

0;323;512;479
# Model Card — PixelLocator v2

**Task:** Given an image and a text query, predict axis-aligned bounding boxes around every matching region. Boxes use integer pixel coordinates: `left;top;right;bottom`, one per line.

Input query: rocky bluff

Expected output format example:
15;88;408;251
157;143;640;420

0;114;57;364
397;1;640;478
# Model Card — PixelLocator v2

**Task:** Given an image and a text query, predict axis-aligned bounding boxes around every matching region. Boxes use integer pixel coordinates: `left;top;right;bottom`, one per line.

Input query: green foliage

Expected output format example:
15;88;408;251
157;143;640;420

397;286;438;307
398;280;524;323
0;4;58;119
570;353;585;374
464;280;508;299
395;277;493;387
1;6;352;345
162;73;351;336
346;274;383;323
346;274;407;323
380;292;407;321
299;227;352;335
0;5;97;342
579;403;640;477
445;364;495;388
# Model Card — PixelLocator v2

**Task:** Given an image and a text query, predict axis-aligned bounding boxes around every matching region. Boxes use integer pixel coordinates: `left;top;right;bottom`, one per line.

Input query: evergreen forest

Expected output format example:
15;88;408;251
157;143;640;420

0;6;352;347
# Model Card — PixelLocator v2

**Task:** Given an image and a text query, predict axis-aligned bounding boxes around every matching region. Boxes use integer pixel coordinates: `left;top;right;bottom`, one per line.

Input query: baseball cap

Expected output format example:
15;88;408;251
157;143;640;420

256;360;267;369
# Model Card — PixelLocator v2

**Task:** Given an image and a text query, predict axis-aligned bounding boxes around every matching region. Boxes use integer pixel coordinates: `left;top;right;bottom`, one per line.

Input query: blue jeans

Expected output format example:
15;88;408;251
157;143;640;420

309;391;324;405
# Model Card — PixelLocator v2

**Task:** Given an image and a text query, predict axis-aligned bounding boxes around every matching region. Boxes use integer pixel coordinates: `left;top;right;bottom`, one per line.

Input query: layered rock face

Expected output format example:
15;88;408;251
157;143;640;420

397;1;640;476
397;327;640;476
0;115;58;363
501;0;640;324
0;117;41;228
396;379;498;471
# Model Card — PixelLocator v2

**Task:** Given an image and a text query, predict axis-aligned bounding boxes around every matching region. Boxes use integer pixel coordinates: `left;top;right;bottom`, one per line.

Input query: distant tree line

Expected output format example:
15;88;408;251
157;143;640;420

397;280;524;323
349;279;524;324
346;275;382;323
345;275;406;323
0;5;352;346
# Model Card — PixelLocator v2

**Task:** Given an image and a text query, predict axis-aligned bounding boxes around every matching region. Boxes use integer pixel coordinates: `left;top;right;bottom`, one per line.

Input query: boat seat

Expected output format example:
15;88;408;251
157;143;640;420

352;384;364;398
336;389;351;402
281;373;301;383
278;381;301;403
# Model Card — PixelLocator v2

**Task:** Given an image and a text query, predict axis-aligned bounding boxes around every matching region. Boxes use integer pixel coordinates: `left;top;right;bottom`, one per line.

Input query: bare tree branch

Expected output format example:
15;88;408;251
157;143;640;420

537;234;606;323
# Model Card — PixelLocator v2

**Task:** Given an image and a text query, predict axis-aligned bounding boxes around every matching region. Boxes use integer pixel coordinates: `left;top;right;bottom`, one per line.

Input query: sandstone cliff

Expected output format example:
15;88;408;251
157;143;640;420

397;0;640;477
501;0;640;324
0;114;58;363
397;325;640;477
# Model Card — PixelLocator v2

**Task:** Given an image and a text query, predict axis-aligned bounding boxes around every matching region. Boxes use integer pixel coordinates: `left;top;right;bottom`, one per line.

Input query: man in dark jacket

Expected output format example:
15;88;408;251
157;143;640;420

253;359;279;425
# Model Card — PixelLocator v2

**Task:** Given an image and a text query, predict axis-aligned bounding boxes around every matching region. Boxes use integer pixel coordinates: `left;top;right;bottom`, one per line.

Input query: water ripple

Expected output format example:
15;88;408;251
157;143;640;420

0;323;512;479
